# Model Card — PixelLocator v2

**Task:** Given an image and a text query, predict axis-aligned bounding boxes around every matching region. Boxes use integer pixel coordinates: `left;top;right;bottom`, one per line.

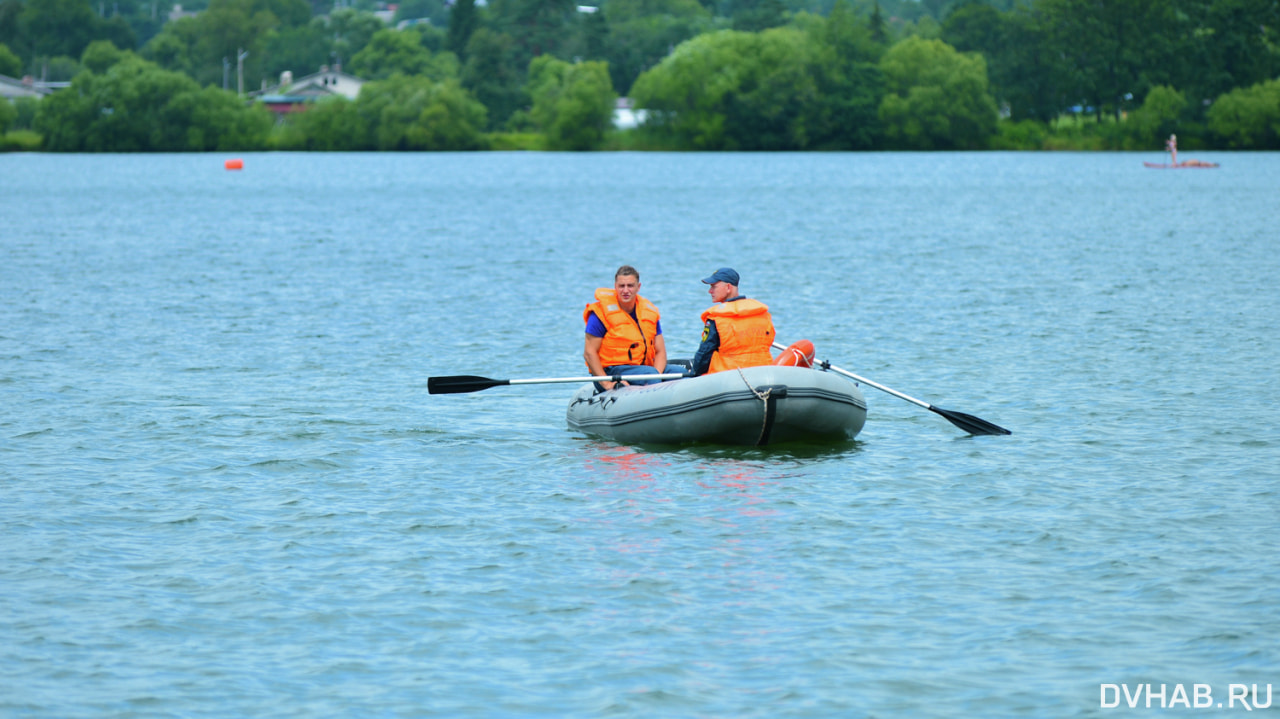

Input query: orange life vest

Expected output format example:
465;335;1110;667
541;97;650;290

700;299;775;373
584;288;661;367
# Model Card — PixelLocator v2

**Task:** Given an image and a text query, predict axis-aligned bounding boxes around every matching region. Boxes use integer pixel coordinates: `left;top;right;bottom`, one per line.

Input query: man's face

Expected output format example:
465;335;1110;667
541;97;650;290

708;281;733;303
615;274;640;304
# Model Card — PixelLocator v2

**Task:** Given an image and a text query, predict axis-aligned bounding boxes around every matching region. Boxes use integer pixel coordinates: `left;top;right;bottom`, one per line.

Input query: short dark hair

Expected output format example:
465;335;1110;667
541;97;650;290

615;265;640;281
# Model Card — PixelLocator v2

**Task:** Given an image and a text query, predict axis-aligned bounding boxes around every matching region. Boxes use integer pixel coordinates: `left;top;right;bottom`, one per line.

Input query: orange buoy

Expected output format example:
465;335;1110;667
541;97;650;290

773;339;815;368
224;158;244;170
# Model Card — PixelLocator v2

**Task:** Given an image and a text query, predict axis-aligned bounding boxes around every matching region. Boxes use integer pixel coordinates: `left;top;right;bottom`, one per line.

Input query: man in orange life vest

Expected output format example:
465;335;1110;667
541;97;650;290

584;265;668;391
689;267;775;377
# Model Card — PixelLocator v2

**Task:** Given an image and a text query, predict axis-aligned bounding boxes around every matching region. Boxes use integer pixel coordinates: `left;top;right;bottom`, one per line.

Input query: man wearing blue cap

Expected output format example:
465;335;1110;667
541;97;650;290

689;267;775;376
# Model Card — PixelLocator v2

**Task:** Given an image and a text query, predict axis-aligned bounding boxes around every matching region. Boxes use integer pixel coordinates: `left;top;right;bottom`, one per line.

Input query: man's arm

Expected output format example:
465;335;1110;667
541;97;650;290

689;320;718;377
652;334;667;373
584;334;622;391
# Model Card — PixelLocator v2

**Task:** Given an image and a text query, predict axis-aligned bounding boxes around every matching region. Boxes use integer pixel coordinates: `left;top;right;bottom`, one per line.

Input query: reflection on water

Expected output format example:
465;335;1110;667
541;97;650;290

664;439;865;462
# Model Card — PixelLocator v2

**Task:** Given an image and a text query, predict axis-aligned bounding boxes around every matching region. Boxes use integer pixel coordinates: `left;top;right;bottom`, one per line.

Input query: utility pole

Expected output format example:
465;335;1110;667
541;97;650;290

236;48;249;96
223;56;230;90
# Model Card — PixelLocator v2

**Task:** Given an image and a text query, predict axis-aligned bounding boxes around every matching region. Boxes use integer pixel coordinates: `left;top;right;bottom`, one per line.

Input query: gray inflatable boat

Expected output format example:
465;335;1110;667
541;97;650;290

566;365;866;446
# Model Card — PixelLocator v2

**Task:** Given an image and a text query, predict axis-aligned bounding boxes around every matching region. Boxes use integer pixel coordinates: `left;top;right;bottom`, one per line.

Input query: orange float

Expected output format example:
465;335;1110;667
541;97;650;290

773;339;815;368
224;158;244;170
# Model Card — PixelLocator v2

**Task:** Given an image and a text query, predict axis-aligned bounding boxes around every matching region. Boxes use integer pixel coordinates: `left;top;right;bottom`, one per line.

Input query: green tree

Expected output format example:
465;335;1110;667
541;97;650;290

878;36;997;149
488;0;577;60
356;74;489;149
0;1;22;57
157;85;275;149
868;0;887;44
81;39;127;73
10;95;38;128
600;0;712;94
93;15;138;54
327;8;385;65
350;28;450;79
141;0;311;89
0;40;20;76
406;80;490;149
192;0;287;88
461;28;527;129
20;0;99;58
994;7;1062;122
941;1;1001;56
142;22;197;78
942;1;1062;122
120;0;170;50
807;5;884;149
1179;0;1280;106
632;27;876;150
40;55;83;81
527;56;616;149
34;53;272;150
1123;84;1185;149
447;0;479;58
395;0;451;27
726;29;822;149
263;21;331;80
0;96;15;132
5;0;143;59
920;0;951;19
579;7;608;61
1207;78;1280;149
275;95;371;149
823;0;880;63
731;0;786;32
411;22;448;54
631;30;763;149
1035;0;1179;120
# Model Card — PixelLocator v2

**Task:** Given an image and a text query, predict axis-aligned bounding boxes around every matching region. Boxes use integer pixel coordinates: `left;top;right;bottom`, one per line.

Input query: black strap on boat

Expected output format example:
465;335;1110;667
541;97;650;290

753;385;787;446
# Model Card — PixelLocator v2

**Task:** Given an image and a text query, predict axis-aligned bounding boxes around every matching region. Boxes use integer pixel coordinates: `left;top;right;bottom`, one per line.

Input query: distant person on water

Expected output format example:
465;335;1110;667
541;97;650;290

689;267;776;377
584;265;668;391
1167;133;1178;164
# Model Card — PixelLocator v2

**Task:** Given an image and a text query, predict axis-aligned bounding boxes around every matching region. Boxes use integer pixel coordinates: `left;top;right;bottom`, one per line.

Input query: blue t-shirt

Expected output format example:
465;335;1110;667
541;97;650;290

585;311;662;338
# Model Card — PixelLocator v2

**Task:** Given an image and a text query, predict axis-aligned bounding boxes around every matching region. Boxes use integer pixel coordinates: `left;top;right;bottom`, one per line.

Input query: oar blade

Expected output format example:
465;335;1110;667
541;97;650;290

930;406;1011;436
428;375;508;395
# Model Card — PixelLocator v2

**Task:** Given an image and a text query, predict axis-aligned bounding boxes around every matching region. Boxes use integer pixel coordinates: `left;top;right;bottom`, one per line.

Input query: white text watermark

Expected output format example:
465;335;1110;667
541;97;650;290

1101;684;1272;710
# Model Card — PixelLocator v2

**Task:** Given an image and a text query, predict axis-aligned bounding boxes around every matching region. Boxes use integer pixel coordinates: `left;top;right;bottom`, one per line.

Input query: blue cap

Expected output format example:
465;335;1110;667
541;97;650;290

702;267;740;286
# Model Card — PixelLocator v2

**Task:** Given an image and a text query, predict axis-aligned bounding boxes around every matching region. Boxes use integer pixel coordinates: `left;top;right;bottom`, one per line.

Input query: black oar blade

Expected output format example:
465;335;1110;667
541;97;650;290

428;375;508;395
930;406;1011;436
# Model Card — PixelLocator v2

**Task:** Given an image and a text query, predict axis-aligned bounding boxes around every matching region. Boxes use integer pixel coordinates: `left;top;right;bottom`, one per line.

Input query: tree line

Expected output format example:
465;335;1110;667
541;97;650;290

2;0;1279;151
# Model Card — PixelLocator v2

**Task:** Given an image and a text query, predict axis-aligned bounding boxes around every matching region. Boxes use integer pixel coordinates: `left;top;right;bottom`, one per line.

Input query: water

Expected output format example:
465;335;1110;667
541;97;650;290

2;151;1277;717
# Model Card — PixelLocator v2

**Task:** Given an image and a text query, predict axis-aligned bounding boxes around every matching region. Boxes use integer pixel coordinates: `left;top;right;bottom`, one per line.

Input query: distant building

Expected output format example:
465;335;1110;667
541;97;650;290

168;3;198;21
613;97;648;130
0;75;57;100
253;66;366;117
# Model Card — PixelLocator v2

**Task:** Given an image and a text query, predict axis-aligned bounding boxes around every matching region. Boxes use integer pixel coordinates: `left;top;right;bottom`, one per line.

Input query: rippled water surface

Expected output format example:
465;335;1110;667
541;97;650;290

2;151;1278;717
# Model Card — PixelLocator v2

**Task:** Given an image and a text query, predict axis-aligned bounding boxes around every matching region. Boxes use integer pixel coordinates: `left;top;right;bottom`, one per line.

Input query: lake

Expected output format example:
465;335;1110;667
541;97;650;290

2;150;1277;717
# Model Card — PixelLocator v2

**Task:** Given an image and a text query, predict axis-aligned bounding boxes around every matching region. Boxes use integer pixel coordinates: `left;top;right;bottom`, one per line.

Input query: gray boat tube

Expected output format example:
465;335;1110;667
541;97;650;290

566;365;865;446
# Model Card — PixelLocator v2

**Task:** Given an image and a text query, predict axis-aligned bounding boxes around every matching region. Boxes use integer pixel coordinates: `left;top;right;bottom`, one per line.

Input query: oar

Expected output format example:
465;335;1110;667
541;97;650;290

429;373;687;395
772;342;1010;436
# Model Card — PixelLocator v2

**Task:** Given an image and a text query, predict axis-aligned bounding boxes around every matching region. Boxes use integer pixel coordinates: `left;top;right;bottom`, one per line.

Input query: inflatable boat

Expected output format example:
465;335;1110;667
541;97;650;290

565;365;866;446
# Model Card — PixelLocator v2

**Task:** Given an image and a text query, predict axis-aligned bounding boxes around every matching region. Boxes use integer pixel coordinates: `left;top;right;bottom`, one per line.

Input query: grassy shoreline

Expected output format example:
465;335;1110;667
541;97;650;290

2;119;1233;153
